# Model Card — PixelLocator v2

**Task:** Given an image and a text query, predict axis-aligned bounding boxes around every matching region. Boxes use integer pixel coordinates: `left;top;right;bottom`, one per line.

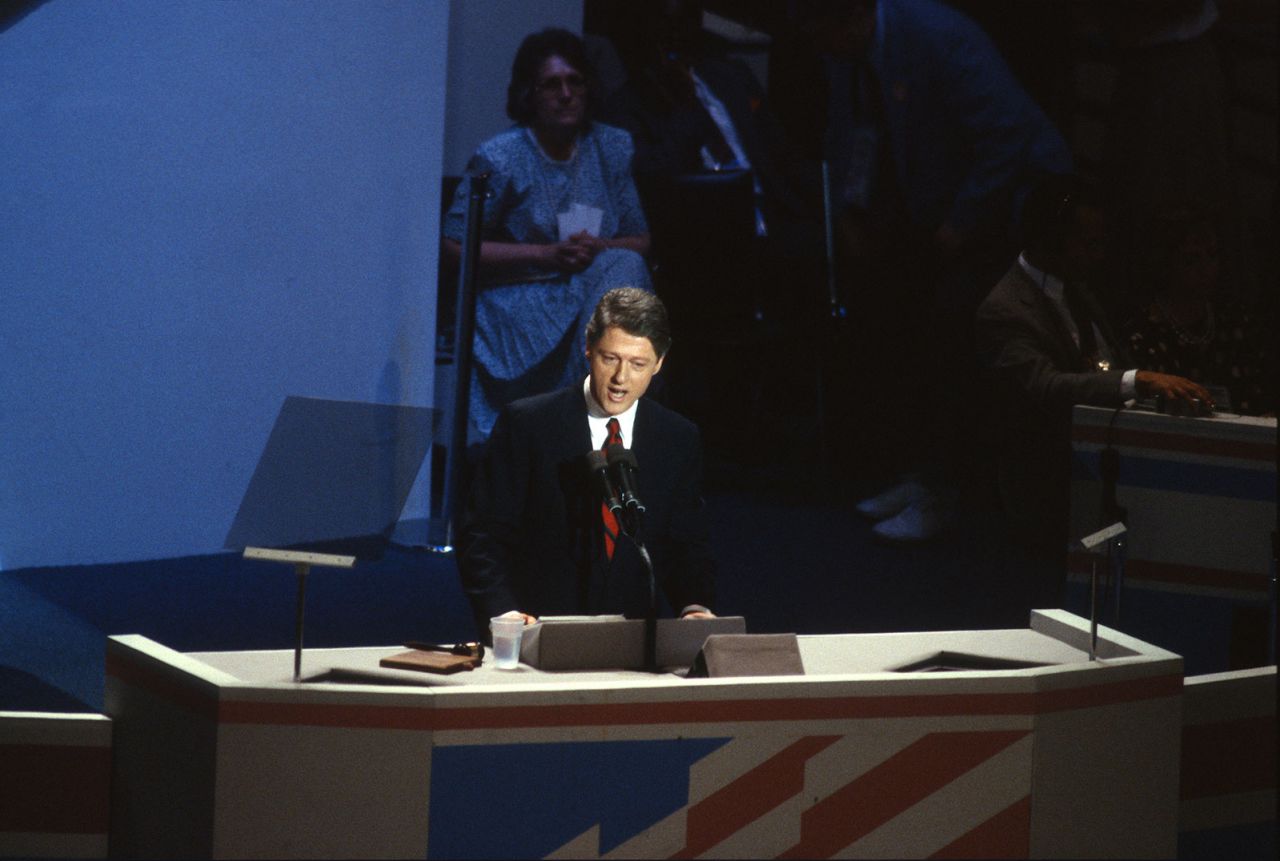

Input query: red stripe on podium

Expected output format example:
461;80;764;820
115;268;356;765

777;730;1029;859
673;735;840;858
929;795;1031;859
105;650;219;720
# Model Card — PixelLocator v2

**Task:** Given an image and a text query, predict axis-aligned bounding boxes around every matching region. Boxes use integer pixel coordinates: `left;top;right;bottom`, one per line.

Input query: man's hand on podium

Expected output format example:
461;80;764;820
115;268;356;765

1135;370;1214;412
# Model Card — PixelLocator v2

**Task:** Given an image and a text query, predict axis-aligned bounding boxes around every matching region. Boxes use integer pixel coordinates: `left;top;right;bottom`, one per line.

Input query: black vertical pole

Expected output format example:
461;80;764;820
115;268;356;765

440;172;489;547
293;562;309;682
637;541;657;672
1088;557;1099;661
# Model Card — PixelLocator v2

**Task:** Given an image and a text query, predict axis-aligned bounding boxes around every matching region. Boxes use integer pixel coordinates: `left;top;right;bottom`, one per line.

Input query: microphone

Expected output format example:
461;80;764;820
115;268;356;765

586;450;622;514
605;445;645;514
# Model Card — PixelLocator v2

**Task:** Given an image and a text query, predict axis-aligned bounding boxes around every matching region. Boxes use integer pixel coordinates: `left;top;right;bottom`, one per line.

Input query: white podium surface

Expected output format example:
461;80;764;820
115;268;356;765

106;610;1183;859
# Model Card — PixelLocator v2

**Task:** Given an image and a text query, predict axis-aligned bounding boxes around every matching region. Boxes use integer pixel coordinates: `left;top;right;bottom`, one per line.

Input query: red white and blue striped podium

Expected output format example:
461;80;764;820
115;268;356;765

1070;405;1276;602
105;610;1184;859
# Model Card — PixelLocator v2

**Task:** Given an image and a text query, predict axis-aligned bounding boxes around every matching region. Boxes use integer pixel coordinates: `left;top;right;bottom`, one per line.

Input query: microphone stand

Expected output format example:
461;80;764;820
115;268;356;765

618;507;658;673
637;536;658;673
606;446;657;671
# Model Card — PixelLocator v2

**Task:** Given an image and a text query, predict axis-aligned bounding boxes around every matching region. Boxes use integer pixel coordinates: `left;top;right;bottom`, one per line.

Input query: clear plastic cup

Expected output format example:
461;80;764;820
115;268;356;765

489;616;525;670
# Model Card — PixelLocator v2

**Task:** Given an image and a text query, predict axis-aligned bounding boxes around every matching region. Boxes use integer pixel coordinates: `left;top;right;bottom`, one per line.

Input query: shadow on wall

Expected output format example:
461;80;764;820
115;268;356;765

0;0;49;34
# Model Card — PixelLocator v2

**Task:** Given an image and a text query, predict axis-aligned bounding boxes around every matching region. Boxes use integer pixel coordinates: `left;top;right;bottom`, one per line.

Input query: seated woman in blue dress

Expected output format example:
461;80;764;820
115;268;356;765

443;28;653;441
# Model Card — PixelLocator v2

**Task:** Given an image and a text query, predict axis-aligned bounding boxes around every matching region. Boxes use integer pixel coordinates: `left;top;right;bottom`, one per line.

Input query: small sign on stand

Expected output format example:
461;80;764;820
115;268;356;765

1075;521;1128;660
227;396;436;681
242;547;354;681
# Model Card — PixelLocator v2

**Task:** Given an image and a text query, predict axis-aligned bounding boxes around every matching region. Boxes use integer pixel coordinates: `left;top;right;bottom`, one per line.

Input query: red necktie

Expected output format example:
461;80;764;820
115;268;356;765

601;418;622;559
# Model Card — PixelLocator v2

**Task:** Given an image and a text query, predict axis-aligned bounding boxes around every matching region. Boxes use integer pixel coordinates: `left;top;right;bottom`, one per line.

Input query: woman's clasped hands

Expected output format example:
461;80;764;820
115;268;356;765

546;230;606;273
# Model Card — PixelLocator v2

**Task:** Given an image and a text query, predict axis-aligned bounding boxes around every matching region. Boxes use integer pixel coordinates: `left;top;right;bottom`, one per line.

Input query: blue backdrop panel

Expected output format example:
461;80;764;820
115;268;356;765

0;0;448;570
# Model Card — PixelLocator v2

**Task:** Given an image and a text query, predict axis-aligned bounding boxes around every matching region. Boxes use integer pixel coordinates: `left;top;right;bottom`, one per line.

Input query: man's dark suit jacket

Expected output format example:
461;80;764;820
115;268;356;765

606;56;812;224
456;385;716;633
975;264;1130;547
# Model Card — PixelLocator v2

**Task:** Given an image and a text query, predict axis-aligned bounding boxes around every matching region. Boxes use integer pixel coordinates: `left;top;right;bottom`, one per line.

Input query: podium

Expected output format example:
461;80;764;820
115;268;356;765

106;610;1184;859
1070;405;1276;668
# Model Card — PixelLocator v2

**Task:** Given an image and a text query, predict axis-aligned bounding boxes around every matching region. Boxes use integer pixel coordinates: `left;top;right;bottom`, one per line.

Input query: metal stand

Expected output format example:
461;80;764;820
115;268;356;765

1075;522;1128;660
429;172;489;552
636;541;657;673
243;547;355;681
617;502;658;673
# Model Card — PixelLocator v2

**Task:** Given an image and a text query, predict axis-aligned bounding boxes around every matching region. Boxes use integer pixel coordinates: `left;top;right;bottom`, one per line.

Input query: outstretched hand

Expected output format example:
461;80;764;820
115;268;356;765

1135;370;1214;412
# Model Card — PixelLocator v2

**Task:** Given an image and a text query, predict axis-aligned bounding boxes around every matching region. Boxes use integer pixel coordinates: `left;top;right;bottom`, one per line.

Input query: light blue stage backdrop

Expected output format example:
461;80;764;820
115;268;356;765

0;1;448;570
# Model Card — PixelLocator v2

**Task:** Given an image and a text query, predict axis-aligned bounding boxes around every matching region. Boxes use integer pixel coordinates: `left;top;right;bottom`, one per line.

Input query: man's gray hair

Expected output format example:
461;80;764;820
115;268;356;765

585;288;672;358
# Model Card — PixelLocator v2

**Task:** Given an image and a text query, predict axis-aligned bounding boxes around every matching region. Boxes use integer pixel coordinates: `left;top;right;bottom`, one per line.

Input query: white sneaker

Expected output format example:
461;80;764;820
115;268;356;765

871;494;948;543
855;477;926;521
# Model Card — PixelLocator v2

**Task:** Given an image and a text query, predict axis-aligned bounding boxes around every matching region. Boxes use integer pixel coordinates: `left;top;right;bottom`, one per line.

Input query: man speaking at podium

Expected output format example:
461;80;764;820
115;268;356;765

457;287;716;637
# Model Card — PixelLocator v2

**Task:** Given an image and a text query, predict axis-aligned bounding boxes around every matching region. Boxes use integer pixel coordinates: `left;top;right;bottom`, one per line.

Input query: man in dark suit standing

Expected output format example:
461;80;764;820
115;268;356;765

602;0;815;238
600;0;822;337
975;174;1211;606
457;288;716;636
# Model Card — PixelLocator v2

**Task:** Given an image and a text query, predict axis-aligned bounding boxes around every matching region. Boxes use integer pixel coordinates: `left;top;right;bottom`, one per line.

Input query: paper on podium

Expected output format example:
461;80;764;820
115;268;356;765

519;615;746;671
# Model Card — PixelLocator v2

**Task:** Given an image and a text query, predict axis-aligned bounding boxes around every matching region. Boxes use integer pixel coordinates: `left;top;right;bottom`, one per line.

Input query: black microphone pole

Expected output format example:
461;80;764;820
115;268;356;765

636;539;657;672
607;445;657;672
